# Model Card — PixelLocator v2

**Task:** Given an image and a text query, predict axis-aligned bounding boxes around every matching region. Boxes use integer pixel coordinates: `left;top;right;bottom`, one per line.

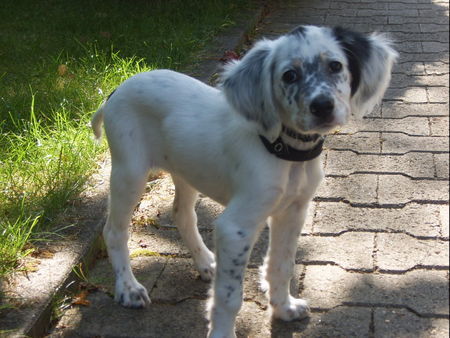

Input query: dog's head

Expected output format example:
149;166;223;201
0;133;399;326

221;25;398;141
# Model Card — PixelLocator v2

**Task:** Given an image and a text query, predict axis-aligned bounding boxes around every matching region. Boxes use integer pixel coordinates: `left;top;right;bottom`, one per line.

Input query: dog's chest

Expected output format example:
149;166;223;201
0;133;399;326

277;161;322;209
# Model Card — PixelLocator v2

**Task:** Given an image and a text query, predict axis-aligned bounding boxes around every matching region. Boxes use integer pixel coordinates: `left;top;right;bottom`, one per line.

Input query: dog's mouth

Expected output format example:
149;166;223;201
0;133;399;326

313;110;348;132
298;117;342;135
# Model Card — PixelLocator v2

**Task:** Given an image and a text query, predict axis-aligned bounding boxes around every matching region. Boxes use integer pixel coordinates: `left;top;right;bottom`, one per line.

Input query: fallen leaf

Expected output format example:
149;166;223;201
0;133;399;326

72;290;91;306
58;64;68;76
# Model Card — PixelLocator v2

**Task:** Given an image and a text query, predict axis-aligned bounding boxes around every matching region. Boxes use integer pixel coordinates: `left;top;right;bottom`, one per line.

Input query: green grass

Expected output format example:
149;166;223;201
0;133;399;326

0;0;250;278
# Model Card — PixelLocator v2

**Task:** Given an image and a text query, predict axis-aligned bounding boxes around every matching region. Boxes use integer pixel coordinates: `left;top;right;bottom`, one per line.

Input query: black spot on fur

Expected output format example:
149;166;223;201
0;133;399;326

232;258;245;266
332;27;371;96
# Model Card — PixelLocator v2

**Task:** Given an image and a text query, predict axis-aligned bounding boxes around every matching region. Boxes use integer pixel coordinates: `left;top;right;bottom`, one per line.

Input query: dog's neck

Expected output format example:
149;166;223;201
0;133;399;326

259;126;325;162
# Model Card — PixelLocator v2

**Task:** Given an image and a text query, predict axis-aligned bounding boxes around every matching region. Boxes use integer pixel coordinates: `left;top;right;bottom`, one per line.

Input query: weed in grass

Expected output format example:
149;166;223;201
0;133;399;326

0;205;39;276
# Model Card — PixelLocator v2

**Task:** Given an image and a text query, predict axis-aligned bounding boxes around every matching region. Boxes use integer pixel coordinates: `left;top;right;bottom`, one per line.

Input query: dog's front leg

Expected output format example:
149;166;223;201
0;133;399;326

208;191;280;338
262;200;311;321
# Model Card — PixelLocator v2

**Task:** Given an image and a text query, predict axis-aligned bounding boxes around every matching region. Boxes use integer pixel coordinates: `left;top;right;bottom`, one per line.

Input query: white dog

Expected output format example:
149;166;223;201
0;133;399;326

92;25;397;337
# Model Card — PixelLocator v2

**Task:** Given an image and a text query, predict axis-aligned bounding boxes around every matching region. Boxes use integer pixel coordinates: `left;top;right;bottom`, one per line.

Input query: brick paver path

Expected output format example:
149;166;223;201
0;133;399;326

53;0;449;336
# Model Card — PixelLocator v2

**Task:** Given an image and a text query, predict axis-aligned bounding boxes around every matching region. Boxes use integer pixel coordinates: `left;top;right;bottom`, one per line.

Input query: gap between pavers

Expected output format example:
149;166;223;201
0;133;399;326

0;3;269;337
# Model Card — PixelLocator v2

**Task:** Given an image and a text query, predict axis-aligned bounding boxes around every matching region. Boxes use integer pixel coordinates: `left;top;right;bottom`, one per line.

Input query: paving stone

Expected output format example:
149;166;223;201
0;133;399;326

379;23;422;33
298;232;375;271
382;102;449;118
403;31;450;43
376;233;449;271
440;205;449;238
425;61;450;75
135;176;224;231
243;266;305;307
430;116;449;136
300;265;449;316
378;175;449;205
316;174;378;205
420;74;449;86
434;153;449;179
420;9;450;17
420;23;450;32
422;41;449;53
389;2;433;10
343;117;430;136
271;306;372;338
427;86;450;103
385;87;428;103
331;1;388;10
325;132;381;153
358;9;419;17
150;258;209;302
399;51;449;63
374;308;449;338
313;202;443;238
390;73;449;87
325;151;436;178
130;225;213;257
52;295;208;338
394;61;426;75
381;133;449;154
327;15;388;25
89;256;166;296
391;15;449;24
236;301;272;337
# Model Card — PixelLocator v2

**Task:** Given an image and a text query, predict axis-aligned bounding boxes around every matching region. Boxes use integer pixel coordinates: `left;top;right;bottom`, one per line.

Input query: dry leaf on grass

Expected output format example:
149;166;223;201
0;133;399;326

72;290;91;306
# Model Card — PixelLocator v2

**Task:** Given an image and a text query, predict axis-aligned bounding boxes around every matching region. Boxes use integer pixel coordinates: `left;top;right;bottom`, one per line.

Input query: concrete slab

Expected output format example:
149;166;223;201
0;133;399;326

317;174;378;205
301;265;449;316
298;232;375;271
378;175;449;205
374;308;449;338
325;132;382;153
325;151;436;178
313;202;444;238
376;233;449;271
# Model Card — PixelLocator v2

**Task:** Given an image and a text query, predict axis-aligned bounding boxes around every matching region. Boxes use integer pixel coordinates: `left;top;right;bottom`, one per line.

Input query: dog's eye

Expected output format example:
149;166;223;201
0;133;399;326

329;61;343;74
282;70;299;84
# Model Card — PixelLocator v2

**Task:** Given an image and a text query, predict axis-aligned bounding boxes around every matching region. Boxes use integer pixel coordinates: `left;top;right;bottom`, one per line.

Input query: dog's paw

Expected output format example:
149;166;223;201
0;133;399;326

271;296;310;321
196;250;216;282
115;279;151;309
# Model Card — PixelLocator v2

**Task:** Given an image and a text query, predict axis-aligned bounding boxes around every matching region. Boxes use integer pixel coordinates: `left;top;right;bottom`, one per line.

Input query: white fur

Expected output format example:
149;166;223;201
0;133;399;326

91;25;397;337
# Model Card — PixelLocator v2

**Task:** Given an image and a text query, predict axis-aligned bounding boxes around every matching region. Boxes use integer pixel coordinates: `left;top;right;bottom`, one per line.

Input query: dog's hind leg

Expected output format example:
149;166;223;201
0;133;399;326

104;162;151;308
172;175;215;281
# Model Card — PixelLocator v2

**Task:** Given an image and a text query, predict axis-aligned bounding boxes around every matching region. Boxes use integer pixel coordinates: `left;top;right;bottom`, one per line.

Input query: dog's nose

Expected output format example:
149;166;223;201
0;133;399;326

310;95;334;119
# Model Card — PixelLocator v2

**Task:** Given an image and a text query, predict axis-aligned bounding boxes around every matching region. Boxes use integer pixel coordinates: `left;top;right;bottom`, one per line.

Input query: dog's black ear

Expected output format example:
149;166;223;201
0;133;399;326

221;40;281;141
333;27;398;117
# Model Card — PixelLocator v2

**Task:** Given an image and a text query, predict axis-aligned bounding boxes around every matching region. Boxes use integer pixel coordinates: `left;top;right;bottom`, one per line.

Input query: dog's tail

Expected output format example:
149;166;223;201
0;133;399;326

91;103;104;140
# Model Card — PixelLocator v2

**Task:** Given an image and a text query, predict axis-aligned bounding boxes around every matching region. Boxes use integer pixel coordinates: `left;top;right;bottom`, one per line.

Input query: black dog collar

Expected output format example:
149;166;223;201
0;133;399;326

259;130;325;162
281;126;321;143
